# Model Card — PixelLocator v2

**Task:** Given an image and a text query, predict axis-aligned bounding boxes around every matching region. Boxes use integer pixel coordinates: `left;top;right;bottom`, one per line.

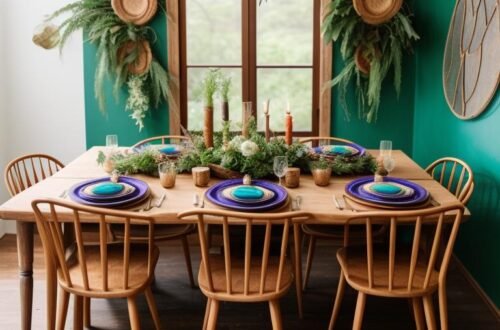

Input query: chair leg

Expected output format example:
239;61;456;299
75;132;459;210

269;299;283;330
411;298;425;330
181;236;196;288
83;297;91;328
293;223;304;319
423;294;437;330
145;287;162;330
303;235;316;290
328;271;347;330
127;296;141;330
203;298;212;330
73;295;83;330
438;283;449;330
352;292;366;330
206;299;220;330
56;290;69;330
46;254;57;330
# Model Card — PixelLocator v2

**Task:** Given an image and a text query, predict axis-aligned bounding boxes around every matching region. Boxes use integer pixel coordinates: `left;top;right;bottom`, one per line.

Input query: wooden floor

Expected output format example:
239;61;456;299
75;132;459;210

0;233;498;329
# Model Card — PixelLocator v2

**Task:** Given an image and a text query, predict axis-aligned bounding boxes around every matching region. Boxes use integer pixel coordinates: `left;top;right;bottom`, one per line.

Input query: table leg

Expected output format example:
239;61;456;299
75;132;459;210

16;221;34;330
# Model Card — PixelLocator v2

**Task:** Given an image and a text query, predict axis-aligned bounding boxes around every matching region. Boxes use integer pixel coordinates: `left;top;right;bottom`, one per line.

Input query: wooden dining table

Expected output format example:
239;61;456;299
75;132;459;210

0;147;466;330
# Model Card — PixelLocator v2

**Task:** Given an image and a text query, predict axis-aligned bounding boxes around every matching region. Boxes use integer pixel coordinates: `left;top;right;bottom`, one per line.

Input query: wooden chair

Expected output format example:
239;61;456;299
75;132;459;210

178;209;310;330
299;137;387;290
112;135;197;288
32;198;162;330
4;153;64;196
328;204;464;330
425;157;474;204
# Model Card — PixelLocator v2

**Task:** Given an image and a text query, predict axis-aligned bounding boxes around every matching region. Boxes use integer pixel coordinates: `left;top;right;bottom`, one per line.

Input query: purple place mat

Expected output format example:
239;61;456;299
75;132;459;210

313;142;366;157
345;176;429;207
205;179;288;212
69;176;149;207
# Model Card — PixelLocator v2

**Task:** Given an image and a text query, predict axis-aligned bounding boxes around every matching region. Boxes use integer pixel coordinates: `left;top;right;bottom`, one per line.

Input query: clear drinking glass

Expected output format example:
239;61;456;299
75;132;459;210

106;135;118;149
273;156;288;186
379;140;392;158
158;162;177;188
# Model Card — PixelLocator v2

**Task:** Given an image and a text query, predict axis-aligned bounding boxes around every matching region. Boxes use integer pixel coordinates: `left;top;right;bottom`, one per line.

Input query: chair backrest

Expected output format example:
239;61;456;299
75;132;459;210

178;209;310;296
131;135;188;148
299;136;355;146
32;199;156;295
343;204;464;293
425;157;474;204
4;154;64;197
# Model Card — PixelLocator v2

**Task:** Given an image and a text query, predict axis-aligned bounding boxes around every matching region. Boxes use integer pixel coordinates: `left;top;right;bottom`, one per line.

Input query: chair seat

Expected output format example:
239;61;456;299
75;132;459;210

198;255;294;302
110;224;196;241
337;245;439;298
302;224;387;241
60;243;159;297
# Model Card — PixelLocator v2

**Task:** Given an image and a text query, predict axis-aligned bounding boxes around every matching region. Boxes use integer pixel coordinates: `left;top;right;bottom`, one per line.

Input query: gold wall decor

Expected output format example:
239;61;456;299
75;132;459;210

443;0;500;120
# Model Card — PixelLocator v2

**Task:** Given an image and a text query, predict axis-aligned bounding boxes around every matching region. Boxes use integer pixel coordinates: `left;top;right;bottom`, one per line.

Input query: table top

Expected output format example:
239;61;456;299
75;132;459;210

0;147;465;224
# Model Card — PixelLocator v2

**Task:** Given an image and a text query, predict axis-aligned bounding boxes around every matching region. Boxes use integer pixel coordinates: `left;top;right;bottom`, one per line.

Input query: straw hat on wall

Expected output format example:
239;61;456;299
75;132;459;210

111;0;158;25
353;0;402;25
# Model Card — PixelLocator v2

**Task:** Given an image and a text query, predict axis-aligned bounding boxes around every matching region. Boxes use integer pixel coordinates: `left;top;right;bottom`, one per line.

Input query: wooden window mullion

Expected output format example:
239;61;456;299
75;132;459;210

242;0;257;116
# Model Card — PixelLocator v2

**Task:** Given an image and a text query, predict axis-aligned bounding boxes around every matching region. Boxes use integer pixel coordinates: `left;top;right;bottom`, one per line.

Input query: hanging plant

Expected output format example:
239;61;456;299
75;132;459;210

45;0;171;131
322;0;419;123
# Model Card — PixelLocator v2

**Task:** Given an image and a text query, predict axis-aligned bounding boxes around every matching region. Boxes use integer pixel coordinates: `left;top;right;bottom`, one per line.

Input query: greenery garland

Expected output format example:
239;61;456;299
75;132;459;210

99;118;377;178
322;0;419;123
46;0;171;130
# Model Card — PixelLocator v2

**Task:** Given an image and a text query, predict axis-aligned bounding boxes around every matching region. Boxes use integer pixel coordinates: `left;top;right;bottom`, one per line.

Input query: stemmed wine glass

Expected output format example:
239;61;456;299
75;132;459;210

273;156;288;186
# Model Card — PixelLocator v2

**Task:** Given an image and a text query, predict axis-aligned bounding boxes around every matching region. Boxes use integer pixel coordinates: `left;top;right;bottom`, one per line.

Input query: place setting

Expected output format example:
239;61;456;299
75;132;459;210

340;140;433;211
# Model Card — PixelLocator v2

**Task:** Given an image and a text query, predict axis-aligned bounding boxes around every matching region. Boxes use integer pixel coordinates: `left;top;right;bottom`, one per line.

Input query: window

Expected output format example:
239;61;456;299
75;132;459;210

167;0;332;137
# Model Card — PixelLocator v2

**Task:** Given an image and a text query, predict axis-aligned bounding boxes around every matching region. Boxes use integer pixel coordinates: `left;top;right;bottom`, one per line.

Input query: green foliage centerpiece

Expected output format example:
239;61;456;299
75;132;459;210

322;0;419;122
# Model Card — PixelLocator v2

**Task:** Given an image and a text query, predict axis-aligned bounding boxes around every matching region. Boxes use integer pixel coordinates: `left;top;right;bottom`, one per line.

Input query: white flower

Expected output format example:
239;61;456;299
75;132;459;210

240;140;259;157
229;135;245;150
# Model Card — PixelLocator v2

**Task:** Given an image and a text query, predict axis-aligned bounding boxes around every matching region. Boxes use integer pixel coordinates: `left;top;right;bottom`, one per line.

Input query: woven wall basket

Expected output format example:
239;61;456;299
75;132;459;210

353;0;402;25
117;40;152;75
355;46;371;74
32;23;60;50
111;0;158;25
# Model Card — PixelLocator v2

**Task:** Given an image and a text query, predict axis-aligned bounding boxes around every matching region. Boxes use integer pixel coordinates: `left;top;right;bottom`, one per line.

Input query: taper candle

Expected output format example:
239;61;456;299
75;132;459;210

285;103;293;145
264;99;270;142
204;106;214;148
242;102;251;138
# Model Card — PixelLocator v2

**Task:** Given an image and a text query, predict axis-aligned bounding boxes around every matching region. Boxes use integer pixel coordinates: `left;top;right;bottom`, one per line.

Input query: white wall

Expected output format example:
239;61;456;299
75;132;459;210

0;5;7;237
0;0;86;234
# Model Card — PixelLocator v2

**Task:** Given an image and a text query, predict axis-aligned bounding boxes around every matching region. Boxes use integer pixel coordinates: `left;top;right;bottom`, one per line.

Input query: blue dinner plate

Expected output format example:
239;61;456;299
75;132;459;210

346;177;429;207
69;176;149;207
313;142;366;157
205;179;288;211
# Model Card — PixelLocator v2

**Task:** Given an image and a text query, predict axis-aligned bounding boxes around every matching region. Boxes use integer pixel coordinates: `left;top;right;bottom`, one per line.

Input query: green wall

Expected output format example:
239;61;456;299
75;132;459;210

412;1;500;307
83;12;169;148
331;45;416;154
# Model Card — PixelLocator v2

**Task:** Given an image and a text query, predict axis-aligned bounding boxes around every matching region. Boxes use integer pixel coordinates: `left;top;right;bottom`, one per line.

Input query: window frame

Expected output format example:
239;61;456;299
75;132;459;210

167;0;332;137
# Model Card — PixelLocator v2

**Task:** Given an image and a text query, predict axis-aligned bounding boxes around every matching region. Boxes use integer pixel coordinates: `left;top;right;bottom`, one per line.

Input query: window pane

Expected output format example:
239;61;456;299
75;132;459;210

186;0;242;65
257;0;313;65
187;68;242;131
256;68;313;132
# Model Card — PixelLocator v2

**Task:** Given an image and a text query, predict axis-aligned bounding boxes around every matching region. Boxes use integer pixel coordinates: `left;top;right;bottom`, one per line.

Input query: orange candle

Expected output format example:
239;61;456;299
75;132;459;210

285;103;293;145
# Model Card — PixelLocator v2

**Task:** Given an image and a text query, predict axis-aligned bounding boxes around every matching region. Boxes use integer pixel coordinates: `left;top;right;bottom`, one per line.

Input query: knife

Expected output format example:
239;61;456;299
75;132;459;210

333;195;342;210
